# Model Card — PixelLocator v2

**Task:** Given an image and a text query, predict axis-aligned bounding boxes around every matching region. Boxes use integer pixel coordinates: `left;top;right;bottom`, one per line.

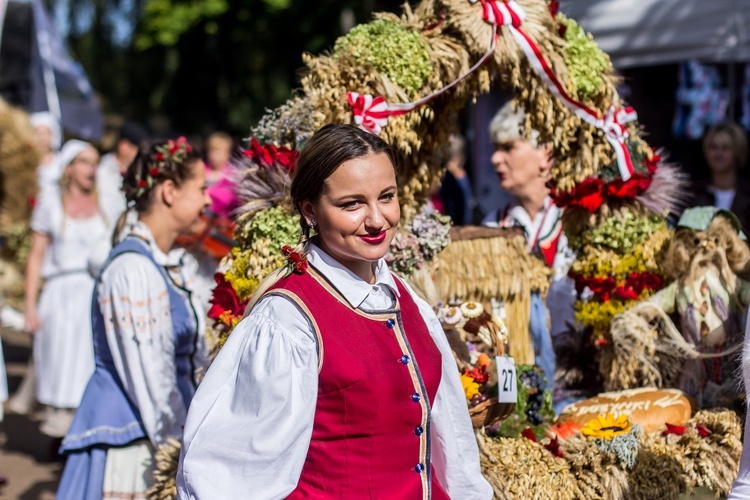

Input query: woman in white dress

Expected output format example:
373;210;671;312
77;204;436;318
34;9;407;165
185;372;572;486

30;112;62;192
23;140;111;441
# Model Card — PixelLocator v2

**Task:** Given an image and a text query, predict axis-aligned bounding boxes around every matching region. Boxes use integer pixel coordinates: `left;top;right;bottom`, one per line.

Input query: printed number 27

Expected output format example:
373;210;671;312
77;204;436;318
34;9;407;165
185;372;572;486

501;369;513;392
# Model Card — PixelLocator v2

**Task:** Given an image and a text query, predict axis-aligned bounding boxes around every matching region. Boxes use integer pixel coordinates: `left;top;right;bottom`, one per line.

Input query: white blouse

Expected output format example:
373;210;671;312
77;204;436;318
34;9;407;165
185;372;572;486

177;243;492;499
98;222;208;447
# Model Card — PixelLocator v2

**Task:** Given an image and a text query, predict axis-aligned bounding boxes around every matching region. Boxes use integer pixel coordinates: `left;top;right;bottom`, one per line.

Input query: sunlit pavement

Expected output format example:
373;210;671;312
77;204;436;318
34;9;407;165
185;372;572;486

0;327;60;499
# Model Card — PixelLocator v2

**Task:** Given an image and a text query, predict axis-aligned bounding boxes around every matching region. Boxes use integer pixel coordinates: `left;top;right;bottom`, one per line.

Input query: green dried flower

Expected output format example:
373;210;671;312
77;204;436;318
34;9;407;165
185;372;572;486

240;205;300;253
568;212;666;254
561;17;610;101
334;19;432;96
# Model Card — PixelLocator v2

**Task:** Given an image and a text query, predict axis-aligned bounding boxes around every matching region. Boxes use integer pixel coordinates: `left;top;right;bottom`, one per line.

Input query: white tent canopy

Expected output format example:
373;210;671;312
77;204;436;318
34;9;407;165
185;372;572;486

560;0;750;68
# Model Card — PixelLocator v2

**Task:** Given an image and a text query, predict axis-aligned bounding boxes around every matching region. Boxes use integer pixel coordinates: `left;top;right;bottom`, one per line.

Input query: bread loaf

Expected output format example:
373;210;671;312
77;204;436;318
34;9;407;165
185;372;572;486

556;388;693;433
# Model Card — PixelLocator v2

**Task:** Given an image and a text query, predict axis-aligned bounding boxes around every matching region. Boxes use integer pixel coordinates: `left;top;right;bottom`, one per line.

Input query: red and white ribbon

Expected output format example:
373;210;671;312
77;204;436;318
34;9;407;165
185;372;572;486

347;93;394;135
479;0;638;180
347;20;498;136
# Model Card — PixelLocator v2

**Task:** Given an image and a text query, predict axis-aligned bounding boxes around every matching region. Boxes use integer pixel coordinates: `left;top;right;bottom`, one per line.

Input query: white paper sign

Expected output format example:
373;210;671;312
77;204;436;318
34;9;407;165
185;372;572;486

495;355;517;404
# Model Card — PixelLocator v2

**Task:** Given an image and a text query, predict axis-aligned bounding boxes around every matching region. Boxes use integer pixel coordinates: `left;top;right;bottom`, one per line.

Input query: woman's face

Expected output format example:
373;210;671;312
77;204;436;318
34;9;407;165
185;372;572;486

491;139;549;195
65;147;99;191
34;125;53;153
171;160;212;233
705;134;737;174
302;152;400;273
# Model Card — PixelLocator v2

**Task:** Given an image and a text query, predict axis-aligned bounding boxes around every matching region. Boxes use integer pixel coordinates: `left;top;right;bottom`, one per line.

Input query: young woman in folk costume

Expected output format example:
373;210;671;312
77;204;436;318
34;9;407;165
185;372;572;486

177;124;491;499
57;138;211;499
481;102;578;401
24;140;113;442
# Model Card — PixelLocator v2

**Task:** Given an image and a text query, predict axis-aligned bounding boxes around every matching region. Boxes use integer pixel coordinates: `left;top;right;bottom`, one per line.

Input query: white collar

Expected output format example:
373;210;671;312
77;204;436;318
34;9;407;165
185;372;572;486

125;220;186;267
307;242;400;309
505;195;555;229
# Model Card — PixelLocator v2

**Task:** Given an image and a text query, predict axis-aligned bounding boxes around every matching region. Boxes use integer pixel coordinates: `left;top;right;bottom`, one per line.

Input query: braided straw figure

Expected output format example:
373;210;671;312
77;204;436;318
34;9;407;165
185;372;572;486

609;208;750;406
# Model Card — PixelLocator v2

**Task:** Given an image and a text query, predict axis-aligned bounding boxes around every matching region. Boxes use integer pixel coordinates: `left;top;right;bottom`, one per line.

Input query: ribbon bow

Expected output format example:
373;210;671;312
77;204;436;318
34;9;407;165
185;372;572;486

347;92;393;135
600;105;638;179
479;0;525;28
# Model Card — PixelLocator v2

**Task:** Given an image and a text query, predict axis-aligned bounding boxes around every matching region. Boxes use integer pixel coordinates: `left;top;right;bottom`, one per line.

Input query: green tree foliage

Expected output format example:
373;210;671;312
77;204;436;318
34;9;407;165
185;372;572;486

57;0;404;139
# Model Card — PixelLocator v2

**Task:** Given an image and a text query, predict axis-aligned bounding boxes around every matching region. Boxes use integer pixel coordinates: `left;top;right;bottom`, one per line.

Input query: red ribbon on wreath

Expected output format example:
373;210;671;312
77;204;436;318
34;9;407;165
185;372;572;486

479;0;638;180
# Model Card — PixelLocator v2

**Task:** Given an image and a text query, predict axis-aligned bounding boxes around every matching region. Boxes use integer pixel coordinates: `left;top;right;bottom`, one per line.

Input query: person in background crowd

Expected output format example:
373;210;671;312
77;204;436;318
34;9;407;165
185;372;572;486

30;112;62;193
204;131;239;219
481;102;578;408
57;138;210;499
687;121;750;232
97;121;149;221
439;133;476;226
6;112;61;415
177;124;491;499
23;140;112;452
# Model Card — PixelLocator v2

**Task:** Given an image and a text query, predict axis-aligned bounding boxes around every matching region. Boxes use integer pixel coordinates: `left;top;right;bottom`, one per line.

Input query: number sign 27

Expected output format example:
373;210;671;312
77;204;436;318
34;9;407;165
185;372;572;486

495;356;517;404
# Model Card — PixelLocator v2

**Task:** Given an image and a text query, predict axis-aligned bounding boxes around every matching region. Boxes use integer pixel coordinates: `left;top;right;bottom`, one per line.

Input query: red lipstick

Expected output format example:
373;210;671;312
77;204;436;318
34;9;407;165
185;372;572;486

359;230;387;245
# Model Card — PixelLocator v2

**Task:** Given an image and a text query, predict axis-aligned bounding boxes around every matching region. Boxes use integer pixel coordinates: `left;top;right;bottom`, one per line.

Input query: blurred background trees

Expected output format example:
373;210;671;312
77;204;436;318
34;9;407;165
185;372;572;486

52;0;403;137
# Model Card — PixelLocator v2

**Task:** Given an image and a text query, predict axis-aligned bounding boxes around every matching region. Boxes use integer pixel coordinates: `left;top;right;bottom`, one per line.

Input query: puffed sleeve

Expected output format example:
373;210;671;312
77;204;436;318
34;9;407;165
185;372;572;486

98;253;185;446
30;186;60;236
399;280;493;499
177;294;319;500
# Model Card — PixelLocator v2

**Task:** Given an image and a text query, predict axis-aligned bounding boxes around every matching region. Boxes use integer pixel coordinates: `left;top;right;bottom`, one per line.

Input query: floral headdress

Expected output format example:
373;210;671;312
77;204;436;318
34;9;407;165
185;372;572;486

133;136;193;200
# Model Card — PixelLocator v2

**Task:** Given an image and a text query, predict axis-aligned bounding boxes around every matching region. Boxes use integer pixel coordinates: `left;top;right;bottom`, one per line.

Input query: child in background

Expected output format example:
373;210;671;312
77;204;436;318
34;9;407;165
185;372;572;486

204;132;239;219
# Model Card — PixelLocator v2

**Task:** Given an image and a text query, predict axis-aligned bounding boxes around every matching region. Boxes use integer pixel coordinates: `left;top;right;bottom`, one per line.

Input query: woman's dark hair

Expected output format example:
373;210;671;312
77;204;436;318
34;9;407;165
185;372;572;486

113;140;202;244
290;124;398;242
122;140;202;212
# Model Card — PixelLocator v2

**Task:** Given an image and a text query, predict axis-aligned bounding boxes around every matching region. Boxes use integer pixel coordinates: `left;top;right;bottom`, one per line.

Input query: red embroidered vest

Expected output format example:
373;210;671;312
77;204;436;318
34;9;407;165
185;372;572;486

268;266;449;500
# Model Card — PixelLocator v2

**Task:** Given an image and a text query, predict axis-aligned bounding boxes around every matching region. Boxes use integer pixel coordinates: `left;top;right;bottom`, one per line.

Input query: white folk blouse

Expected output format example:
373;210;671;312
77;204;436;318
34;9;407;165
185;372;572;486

98;221;208;446
177;243;492;499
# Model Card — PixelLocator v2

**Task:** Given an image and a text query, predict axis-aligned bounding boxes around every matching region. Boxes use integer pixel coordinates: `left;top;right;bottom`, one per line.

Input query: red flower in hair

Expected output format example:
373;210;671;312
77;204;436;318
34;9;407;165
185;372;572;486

155;152;166;161
149;167;160;177
282;246;308;275
294;260;308;274
138;179;147;188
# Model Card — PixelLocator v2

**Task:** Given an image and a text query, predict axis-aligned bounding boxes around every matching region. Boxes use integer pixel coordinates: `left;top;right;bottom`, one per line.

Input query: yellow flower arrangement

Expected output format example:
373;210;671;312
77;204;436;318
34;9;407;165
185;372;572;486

581;413;632;440
570;226;670;282
575;290;655;339
224;249;262;301
461;373;481;401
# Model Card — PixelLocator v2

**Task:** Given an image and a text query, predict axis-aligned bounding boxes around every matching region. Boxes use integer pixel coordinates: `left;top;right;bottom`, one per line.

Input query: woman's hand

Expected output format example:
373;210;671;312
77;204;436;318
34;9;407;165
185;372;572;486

24;306;42;333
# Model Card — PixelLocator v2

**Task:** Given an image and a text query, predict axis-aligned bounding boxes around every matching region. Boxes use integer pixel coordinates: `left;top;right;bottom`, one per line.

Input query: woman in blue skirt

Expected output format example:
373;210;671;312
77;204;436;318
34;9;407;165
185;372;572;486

57;138;211;499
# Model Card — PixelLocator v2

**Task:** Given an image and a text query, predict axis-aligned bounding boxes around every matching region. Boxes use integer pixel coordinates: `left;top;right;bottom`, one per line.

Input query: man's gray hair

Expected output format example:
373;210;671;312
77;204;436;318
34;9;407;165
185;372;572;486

488;102;539;146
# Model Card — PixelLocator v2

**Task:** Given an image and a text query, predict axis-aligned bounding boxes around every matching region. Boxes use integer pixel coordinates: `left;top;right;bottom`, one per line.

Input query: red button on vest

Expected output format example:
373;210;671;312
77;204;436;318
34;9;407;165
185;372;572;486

269;267;449;499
